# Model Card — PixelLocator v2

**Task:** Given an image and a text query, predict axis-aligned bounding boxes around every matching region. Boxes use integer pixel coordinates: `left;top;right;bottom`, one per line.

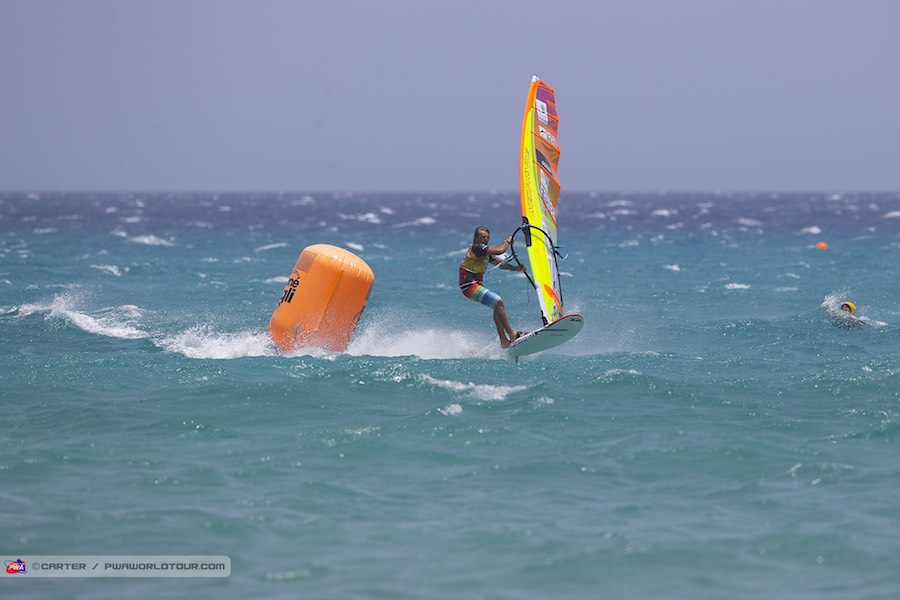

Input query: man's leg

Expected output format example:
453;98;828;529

494;310;511;348
494;300;517;345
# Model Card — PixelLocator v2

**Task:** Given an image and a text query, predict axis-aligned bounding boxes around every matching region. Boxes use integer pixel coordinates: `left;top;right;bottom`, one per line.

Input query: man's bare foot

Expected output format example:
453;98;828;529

499;330;512;348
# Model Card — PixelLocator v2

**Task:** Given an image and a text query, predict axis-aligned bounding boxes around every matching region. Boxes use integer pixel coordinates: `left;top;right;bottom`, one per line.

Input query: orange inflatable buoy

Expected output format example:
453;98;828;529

268;244;374;353
816;241;828;250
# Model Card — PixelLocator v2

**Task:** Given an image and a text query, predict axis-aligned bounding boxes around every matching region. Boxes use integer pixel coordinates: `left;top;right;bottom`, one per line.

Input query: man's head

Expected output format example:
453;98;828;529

473;226;490;244
840;301;856;315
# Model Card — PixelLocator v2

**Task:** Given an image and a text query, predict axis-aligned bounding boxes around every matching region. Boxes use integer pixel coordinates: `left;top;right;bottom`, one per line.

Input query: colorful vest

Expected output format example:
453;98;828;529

459;243;490;286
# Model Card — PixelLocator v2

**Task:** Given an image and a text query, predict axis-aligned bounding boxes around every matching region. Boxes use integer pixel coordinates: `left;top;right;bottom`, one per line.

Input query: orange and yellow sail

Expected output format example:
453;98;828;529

519;75;563;325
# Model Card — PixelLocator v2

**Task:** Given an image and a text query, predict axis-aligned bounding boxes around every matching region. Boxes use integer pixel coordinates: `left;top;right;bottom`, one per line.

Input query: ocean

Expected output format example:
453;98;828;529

2;191;900;599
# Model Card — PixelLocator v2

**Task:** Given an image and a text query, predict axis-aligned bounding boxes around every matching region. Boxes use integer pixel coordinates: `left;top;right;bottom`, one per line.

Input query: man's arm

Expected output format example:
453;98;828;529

497;261;526;272
490;252;526;272
486;237;512;256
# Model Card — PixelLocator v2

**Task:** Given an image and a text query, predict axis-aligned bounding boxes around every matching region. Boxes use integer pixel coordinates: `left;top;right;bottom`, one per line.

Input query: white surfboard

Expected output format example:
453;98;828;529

508;314;583;360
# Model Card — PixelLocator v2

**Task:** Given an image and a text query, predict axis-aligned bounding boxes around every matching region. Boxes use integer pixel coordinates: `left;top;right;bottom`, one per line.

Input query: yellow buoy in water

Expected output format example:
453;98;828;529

268;244;374;353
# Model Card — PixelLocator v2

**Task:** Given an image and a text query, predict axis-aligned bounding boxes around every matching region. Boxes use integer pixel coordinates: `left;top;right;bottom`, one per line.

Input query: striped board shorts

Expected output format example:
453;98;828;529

459;268;501;309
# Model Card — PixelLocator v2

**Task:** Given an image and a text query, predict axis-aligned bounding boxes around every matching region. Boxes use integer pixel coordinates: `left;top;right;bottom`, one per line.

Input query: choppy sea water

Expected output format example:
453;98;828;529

2;191;900;599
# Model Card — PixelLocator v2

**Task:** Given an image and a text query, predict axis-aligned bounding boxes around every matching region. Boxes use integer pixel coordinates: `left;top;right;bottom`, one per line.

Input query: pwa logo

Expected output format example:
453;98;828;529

5;559;27;574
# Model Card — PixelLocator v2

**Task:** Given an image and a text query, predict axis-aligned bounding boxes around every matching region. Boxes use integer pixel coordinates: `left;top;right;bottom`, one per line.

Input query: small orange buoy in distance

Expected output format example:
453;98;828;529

268;244;374;353
816;241;828;250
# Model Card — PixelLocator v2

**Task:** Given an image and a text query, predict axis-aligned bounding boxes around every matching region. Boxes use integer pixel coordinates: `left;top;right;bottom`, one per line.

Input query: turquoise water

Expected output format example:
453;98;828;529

2;192;900;598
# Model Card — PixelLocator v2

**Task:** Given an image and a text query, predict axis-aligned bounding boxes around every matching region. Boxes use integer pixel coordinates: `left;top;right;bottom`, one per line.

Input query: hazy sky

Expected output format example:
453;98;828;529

2;0;898;193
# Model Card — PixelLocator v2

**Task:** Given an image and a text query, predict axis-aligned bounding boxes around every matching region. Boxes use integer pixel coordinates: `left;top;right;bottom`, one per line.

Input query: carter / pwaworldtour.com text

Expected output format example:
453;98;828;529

3;556;230;578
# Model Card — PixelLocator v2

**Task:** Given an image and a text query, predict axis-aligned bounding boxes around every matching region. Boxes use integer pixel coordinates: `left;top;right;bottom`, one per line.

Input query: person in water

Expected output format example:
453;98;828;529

459;226;527;348
834;300;866;328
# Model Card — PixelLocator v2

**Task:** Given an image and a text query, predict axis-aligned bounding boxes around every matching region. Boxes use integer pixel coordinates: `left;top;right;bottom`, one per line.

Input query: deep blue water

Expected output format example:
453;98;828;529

2;191;900;599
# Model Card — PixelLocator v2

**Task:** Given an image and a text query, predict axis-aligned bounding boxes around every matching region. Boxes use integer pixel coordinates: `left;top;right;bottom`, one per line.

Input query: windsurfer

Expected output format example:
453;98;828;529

459;226;527;348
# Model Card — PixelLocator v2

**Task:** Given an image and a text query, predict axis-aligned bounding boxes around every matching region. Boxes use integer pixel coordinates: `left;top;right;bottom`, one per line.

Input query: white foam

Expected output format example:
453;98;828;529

348;321;496;360
14;300;51;317
419;374;527;402
91;264;123;276
593;369;643;384
438;404;464;416
821;290;852;313
736;217;763;228
663;264;681;272
883;211;900;219
725;283;751;290
128;235;175;247
38;295;149;339
346;242;365;252
801;226;822;234
159;327;275;359
394;217;438;227
64;311;147;339
603;369;641;377
255;243;289;252
345;426;380;436
338;212;381;224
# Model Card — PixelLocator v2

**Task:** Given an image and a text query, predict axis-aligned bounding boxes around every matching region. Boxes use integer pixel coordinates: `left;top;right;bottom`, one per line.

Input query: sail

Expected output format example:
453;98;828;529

519;75;563;325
